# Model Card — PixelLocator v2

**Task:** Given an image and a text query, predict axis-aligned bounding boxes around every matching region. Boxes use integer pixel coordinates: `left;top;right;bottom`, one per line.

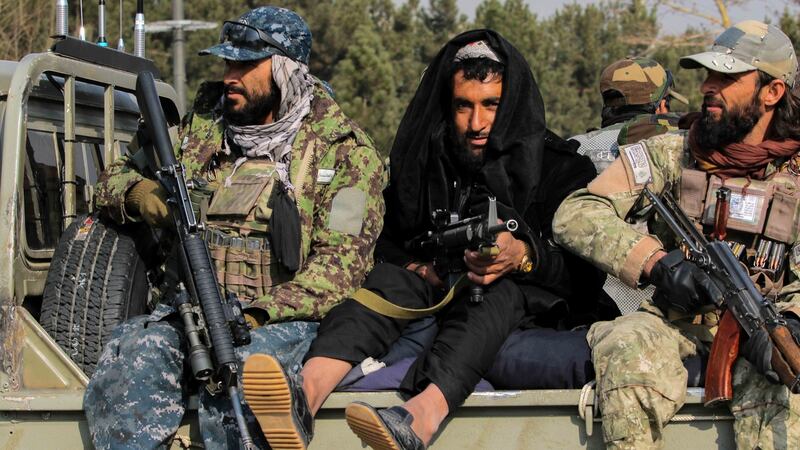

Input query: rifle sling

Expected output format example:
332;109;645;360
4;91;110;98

351;274;470;319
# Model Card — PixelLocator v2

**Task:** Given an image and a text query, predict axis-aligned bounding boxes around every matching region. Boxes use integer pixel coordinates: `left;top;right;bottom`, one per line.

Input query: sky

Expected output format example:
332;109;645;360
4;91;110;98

456;0;794;34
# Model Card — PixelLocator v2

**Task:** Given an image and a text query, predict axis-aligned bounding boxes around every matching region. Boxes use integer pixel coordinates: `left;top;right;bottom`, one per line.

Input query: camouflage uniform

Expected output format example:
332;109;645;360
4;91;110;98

557;22;800;448
84;8;386;443
554;129;800;449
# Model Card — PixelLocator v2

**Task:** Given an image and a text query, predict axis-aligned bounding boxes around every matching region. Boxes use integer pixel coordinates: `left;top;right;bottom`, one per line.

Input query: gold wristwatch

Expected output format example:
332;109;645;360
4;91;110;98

517;242;534;274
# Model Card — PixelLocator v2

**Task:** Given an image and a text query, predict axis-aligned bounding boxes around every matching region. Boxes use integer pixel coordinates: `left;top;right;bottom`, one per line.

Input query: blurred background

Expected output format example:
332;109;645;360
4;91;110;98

3;0;798;153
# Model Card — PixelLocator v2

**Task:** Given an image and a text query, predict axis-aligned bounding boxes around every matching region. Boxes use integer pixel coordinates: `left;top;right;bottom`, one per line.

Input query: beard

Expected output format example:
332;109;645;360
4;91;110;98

223;84;279;126
694;92;762;150
448;124;487;174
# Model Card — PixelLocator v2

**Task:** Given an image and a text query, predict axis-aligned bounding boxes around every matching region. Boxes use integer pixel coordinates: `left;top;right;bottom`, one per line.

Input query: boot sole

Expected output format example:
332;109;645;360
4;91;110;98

345;402;402;450
242;354;307;450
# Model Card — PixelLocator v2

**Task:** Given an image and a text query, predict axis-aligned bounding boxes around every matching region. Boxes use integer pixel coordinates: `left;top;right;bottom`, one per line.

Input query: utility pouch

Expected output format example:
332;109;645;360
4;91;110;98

205;230;291;302
702;176;772;234
764;182;800;244
207;160;277;219
679;169;708;220
188;178;213;222
208;242;228;286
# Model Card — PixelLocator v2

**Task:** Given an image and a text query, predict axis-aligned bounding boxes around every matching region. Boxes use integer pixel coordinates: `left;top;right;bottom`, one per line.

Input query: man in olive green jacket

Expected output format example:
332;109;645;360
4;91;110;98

84;6;385;449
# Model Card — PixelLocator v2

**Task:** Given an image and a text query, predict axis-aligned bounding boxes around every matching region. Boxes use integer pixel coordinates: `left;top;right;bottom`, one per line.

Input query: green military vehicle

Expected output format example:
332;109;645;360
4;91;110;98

0;38;735;449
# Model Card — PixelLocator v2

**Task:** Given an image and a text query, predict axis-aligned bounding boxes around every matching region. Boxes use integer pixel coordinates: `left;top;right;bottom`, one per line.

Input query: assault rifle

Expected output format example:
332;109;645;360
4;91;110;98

135;71;256;449
643;188;800;406
409;197;518;303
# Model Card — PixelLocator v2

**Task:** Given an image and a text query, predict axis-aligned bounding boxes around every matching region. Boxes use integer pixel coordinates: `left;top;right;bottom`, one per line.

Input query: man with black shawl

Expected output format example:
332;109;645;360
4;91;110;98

242;30;604;450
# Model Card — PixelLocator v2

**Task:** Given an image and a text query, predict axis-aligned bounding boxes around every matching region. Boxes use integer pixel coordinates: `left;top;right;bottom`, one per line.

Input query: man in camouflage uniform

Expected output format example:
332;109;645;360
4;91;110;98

83;6;385;449
554;21;800;449
573;58;690;316
572;58;689;175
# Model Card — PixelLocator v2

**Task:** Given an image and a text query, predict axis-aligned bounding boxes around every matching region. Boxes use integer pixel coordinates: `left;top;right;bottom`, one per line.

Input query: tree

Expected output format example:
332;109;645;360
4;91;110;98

332;23;404;152
655;0;735;29
0;0;54;60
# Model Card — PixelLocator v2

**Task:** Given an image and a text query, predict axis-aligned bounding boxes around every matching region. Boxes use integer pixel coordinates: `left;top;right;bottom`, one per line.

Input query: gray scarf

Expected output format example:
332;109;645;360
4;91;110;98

224;55;315;190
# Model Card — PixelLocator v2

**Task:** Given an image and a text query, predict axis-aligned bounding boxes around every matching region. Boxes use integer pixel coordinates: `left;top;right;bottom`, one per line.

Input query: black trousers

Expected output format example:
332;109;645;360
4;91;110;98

305;263;528;410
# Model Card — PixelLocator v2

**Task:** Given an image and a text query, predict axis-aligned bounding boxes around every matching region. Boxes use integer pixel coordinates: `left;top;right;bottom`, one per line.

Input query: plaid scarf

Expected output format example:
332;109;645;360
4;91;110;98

225;55;314;191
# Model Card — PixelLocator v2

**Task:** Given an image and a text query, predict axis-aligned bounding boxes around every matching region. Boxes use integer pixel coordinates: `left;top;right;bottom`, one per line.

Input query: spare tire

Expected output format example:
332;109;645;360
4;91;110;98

41;215;153;375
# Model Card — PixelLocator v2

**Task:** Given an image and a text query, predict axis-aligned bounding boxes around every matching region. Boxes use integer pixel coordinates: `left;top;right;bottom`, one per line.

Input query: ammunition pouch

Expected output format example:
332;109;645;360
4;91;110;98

204;229;292;303
678;168;800;295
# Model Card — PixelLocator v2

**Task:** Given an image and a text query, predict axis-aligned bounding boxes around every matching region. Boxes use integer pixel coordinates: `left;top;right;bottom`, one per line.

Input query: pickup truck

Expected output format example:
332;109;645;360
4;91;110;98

0;39;734;449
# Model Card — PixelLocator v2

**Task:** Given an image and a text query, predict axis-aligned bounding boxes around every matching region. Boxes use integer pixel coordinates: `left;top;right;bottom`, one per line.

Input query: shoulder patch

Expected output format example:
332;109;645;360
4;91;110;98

329;187;367;236
622;143;653;186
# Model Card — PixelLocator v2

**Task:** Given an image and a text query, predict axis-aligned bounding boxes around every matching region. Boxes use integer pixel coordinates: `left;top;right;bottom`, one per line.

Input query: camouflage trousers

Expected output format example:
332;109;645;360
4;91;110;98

588;302;800;450
84;303;319;449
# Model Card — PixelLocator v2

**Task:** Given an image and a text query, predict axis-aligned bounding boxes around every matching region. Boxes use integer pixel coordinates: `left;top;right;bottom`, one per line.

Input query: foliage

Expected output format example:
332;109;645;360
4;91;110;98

2;0;797;153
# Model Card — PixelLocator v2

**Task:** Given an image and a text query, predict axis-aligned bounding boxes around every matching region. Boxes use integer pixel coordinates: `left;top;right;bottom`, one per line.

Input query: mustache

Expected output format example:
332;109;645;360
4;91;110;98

224;85;248;97
464;131;490;139
702;95;725;110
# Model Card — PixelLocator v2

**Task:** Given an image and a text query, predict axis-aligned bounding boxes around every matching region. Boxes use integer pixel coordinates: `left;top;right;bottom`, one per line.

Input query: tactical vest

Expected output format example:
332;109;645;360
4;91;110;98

679;168;800;299
188;157;294;302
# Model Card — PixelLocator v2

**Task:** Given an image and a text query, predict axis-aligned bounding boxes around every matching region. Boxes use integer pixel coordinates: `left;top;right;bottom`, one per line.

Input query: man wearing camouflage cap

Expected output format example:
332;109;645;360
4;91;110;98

555;20;800;449
83;6;385;449
572;57;689;175
572;58;690;320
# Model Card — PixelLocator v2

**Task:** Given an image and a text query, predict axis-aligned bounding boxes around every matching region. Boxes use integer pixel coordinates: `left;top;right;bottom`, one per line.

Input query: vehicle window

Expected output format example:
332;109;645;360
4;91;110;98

24;130;61;250
70;139;105;216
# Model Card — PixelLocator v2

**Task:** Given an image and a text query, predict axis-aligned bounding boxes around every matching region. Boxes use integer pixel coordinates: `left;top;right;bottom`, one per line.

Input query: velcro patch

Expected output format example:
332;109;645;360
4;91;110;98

317;169;335;184
622;143;653;186
329;187;367;235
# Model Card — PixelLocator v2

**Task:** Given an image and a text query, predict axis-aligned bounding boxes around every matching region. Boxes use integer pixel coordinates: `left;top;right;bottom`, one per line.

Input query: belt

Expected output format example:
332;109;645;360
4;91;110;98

203;229;271;251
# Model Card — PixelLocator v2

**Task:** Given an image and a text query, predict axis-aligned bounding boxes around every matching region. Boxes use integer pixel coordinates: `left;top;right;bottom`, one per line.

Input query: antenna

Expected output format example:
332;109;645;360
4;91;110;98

55;0;69;36
117;0;125;51
134;0;145;58
97;0;108;46
78;0;86;40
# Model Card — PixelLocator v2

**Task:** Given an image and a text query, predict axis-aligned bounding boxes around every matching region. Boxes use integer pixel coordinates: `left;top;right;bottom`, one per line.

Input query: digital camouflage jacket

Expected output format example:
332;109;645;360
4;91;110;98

95;81;387;322
553;131;800;326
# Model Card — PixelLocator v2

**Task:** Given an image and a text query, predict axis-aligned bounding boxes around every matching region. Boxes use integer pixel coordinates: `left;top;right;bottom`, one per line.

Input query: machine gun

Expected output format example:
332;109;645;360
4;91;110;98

409;197;518;303
642;187;800;406
135;71;256;449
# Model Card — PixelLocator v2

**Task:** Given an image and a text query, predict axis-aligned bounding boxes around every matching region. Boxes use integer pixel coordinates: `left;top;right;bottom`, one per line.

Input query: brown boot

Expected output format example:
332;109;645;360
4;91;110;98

242;354;313;450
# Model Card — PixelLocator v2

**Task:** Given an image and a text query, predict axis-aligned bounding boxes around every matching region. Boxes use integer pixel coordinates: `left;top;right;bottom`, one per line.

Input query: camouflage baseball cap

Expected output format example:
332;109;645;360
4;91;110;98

600;58;689;107
199;6;311;65
680;20;797;87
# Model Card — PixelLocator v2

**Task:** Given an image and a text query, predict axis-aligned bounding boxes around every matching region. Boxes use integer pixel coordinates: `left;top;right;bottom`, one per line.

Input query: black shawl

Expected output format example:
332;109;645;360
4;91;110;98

376;30;608;322
385;29;546;235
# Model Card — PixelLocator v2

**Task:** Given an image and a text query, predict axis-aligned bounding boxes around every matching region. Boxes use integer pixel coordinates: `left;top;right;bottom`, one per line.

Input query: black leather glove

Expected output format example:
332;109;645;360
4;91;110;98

649;249;723;314
786;314;800;344
740;328;780;384
739;314;800;384
740;314;800;384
